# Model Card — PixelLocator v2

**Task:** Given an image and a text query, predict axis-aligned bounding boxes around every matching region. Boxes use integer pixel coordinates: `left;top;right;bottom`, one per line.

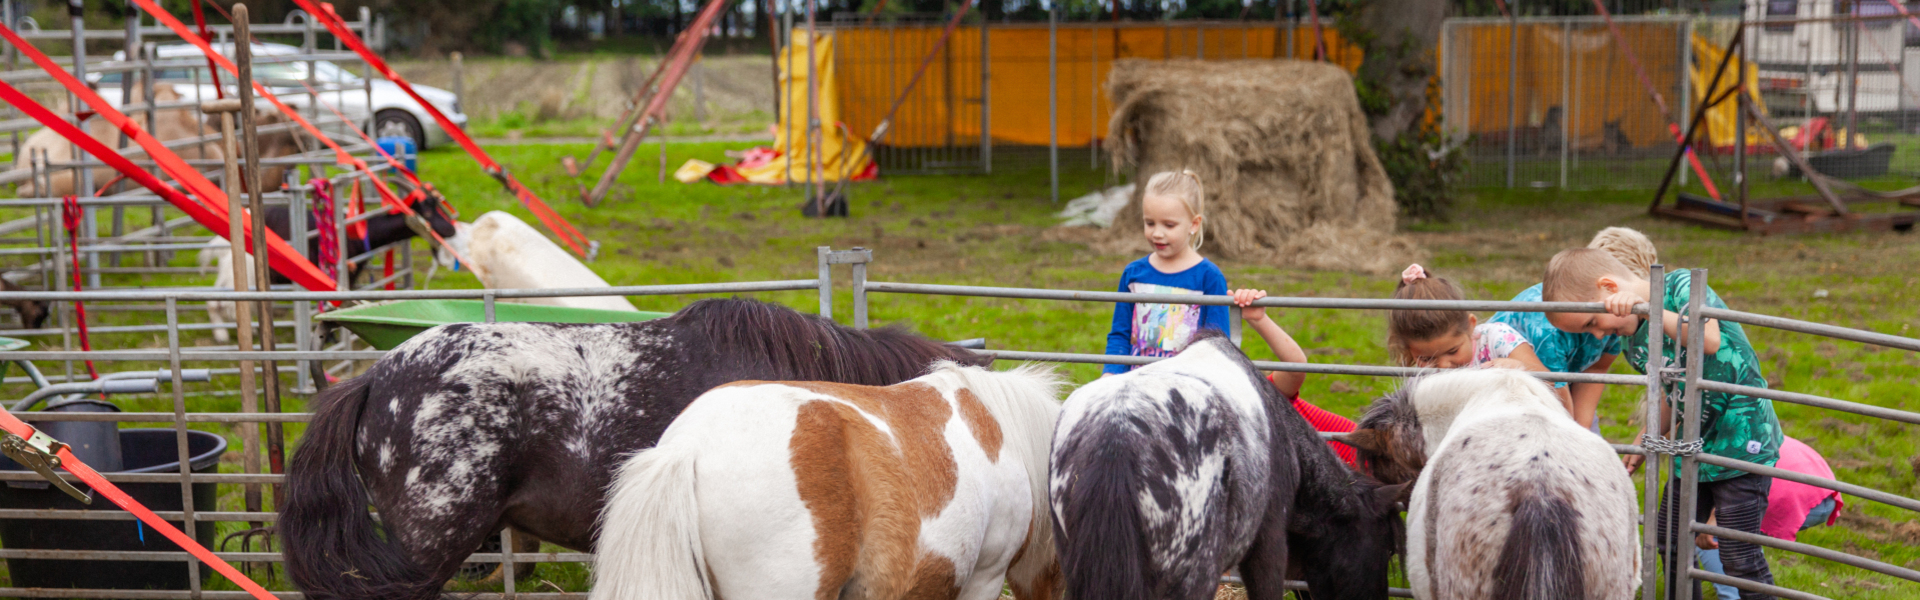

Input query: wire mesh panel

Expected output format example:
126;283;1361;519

1445;16;1691;190
829;14;988;174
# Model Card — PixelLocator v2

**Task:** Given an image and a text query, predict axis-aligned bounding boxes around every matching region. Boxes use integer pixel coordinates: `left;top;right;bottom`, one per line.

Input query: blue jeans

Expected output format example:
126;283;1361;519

1696;496;1837;599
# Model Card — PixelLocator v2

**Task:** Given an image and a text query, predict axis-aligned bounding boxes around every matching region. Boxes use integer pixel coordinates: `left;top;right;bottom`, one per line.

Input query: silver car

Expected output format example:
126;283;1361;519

92;42;467;149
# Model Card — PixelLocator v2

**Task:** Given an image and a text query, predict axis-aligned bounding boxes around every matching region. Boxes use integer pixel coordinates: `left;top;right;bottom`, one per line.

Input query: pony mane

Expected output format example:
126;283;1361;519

669;298;987;385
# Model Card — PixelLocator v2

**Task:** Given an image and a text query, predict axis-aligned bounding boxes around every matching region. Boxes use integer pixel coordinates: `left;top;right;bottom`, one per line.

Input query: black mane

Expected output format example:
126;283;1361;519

669;297;988;385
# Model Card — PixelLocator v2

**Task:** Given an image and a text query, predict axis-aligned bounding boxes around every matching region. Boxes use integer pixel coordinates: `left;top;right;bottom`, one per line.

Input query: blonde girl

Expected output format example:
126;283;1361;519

1101;170;1230;374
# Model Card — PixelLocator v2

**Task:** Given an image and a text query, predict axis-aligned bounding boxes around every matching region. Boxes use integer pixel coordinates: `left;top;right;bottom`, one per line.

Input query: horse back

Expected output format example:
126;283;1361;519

671;375;1042;600
1411;413;1638;600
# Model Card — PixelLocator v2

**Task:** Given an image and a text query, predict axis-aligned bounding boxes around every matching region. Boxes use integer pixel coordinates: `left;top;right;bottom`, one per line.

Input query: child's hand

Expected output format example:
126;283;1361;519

1695;532;1719;550
1231;289;1270;325
1603;290;1645;317
1483;357;1527;371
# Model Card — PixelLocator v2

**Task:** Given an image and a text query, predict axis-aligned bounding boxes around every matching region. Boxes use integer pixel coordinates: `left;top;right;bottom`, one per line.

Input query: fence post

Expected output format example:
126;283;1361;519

291;182;313;395
1640;264;1666;600
1561;18;1571;189
1673;268;1711;600
164;297;204;598
1679;19;1692;187
501;527;517;599
484;291;497;323
852;247;872;329
817;246;834;319
1049;3;1059;204
1506;13;1518;189
981;18;992;174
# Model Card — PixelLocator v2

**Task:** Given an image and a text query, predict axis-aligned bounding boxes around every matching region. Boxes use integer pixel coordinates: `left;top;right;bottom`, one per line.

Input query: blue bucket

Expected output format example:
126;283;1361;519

377;136;418;173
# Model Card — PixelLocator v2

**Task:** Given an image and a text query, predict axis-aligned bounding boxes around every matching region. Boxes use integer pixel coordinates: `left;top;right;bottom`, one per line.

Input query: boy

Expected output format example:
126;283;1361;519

1542;248;1784;600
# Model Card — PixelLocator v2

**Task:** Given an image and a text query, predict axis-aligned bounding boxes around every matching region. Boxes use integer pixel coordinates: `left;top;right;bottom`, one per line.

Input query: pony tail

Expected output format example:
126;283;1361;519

1055;442;1153;600
1181;169;1205;252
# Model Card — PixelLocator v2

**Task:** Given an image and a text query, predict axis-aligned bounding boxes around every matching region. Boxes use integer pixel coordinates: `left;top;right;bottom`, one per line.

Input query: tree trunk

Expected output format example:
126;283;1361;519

609;0;625;36
1353;0;1446;141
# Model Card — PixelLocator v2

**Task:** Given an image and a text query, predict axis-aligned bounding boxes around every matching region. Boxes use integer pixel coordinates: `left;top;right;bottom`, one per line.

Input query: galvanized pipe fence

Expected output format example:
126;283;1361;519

0;246;1904;599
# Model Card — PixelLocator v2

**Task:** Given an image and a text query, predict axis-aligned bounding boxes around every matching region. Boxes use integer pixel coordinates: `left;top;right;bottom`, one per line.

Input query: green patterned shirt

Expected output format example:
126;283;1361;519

1623;270;1783;481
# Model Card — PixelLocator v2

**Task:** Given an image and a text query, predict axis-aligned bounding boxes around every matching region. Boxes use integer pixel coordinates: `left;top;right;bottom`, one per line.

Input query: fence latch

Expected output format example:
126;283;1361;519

0;428;91;504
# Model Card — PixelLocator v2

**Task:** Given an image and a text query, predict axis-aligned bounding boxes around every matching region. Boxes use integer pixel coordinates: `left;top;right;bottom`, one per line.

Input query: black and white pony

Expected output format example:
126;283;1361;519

281;298;987;600
1049;332;1406;600
1341;368;1640;600
199;190;461;342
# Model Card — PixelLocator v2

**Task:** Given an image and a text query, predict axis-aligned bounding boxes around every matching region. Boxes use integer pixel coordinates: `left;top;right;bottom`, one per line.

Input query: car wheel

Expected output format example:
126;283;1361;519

373;109;426;150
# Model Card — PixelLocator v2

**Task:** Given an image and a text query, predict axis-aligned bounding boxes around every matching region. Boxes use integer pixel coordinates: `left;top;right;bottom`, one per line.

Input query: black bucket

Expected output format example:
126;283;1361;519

0;428;226;590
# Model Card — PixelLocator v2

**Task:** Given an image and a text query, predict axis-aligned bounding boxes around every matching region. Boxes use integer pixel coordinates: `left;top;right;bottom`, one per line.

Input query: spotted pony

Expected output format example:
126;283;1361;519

1340;368;1640;600
281;298;987;600
1049;332;1406;600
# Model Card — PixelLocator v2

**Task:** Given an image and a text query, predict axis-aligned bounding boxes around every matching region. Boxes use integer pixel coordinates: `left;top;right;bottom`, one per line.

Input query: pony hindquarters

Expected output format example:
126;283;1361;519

1380;370;1640;600
1050;336;1277;600
282;376;439;600
593;365;1060;600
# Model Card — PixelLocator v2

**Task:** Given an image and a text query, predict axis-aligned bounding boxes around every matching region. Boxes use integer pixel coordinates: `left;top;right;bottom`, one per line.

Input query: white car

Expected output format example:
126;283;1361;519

91;42;466;150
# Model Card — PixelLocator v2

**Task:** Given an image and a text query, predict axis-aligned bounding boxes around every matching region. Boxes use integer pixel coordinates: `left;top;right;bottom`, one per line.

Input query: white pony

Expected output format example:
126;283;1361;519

591;361;1064;600
1340;368;1641;600
448;211;637;312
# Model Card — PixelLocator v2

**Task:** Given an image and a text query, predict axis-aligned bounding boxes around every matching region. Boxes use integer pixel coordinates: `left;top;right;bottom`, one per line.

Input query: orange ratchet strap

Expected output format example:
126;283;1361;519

0;23;334;291
0;406;278;600
293;0;593;259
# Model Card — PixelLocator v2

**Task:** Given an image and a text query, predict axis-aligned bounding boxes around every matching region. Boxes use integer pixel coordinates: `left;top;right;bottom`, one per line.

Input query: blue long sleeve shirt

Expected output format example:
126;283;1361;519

1103;256;1231;374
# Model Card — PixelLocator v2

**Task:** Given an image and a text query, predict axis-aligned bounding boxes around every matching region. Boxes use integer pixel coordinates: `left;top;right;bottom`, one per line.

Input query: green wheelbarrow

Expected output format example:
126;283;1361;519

316;300;674;351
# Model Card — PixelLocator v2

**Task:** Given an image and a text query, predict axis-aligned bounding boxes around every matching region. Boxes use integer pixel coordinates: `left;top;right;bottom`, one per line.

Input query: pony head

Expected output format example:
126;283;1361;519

1338;388;1427;486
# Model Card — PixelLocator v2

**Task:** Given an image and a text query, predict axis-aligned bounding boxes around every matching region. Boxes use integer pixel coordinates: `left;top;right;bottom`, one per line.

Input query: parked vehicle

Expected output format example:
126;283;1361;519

91;42;466;150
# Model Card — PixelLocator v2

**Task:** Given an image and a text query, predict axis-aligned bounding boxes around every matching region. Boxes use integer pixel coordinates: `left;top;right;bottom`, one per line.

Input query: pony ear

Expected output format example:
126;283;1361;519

1332;429;1391;455
1373;482;1414;512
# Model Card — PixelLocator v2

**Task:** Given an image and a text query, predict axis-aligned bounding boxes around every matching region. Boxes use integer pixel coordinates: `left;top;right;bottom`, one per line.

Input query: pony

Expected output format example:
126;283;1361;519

591;361;1065;600
442;210;639;312
198;190;460;342
281;298;988;600
1339;368;1640;600
0;275;48;330
1049;331;1406;600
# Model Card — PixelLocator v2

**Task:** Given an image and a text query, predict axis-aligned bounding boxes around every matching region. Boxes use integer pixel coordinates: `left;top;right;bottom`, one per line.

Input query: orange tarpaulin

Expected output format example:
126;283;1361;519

1441;21;1684;150
830;24;1363;149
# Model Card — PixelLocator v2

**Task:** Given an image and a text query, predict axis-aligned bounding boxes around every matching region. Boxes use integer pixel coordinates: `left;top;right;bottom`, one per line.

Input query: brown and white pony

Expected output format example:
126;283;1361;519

591;361;1065;600
1341;368;1640;600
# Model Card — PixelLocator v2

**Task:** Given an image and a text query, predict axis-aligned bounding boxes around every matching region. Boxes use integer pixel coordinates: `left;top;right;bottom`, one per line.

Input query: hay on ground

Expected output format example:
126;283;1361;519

1095;59;1420;273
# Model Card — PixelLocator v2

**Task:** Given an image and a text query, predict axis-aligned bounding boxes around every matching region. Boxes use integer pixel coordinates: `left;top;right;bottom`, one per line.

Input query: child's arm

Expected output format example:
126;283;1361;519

1103;277;1136;376
1604;290;1722;354
1232;289;1307;398
1568;353;1618;430
1624;400;1674;473
1492;343;1581;417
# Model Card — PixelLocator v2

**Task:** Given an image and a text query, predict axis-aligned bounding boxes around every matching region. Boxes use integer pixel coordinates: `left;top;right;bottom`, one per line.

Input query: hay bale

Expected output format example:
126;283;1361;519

1097;59;1420;273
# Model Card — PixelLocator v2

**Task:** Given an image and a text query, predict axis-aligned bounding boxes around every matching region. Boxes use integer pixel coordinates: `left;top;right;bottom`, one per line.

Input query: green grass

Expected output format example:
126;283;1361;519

0;139;1914;597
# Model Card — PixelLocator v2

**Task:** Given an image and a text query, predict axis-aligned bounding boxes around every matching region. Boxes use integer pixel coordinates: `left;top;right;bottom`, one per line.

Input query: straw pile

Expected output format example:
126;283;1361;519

1098;59;1419;273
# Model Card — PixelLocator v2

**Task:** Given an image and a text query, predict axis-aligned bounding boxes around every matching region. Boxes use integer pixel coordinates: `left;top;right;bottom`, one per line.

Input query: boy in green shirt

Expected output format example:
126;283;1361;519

1543;248;1784;600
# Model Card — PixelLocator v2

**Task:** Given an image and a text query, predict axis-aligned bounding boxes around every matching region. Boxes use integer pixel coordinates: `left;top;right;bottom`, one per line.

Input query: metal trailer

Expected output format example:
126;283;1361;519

0;247;1907;599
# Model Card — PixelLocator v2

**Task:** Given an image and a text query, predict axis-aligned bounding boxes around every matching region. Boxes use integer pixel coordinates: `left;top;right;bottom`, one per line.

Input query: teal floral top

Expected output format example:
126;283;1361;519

1623;270;1783;481
1491;284;1623;388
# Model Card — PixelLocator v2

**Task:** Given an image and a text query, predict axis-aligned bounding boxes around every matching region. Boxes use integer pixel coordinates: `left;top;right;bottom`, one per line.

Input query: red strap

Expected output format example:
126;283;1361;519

190;0;224;100
294;0;592;258
60;196;100;383
0;406;276;600
0;24;334;292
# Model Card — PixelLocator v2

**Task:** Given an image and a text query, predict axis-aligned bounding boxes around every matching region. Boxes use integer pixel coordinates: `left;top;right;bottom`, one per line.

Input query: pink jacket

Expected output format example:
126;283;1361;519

1763;436;1844;541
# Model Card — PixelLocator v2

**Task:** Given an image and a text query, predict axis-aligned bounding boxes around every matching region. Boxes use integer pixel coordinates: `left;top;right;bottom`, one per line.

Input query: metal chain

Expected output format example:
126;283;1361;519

1642;434;1703;457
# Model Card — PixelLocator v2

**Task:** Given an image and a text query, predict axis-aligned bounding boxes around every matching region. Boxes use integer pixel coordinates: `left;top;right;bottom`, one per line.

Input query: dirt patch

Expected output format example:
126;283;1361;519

390;55;773;123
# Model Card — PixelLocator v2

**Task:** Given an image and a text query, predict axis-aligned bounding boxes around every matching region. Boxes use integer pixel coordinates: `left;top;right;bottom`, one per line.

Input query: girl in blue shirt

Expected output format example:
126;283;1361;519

1102;171;1233;375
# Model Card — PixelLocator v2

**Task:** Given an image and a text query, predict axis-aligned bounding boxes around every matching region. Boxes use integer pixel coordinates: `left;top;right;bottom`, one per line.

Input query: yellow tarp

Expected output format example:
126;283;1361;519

1689;32;1767;149
830;24;1362;148
732;31;873;184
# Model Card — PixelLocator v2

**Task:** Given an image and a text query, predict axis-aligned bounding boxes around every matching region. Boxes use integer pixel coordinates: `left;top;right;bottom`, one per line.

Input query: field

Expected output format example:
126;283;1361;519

0;136;1915;598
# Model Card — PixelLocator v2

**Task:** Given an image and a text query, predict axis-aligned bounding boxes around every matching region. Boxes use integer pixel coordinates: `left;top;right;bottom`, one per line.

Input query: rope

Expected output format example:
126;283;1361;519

59;196;99;383
310;179;340;284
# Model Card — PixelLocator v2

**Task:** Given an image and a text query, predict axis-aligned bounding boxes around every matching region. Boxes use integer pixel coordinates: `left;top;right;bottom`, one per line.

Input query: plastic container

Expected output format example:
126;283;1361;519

30;399;124;473
317;299;671;350
0;429;226;590
377;136;418;173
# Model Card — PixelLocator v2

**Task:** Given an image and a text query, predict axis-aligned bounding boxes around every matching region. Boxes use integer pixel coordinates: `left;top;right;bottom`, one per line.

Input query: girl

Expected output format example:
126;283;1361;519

1389;264;1556;376
1102;170;1230;374
1233;287;1361;467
